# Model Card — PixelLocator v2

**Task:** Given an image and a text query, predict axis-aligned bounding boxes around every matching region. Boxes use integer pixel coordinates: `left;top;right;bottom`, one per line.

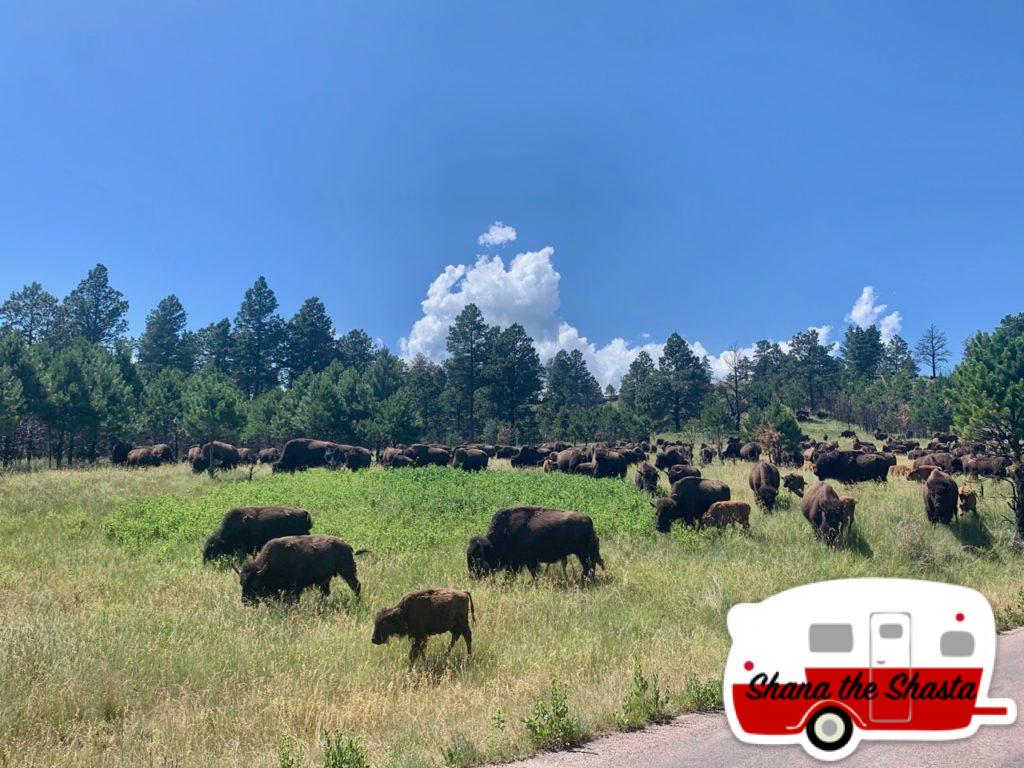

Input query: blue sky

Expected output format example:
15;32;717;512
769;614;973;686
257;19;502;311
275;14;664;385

1;2;1021;383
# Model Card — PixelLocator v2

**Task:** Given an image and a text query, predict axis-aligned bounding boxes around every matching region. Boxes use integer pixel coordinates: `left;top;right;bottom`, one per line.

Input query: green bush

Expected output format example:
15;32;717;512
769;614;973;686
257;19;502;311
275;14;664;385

321;732;368;768
679;677;723;711
440;733;482;767
615;659;672;728
521;681;586;749
279;732;303;768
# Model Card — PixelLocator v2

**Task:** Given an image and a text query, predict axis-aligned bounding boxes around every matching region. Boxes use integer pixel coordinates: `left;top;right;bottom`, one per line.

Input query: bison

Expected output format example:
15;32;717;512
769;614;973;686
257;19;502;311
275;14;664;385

591;448;627;479
748;461;781;512
963;456;1011;478
239;534;361;604
634;461;659;494
191;441;241;473
467;506;603;584
257;447;281;464
698;501;750;533
553;448;586;474
802;481;852;548
272;439;345;472
654;445;692;470
654;477;730;532
126;444;174;468
813;450;890;484
782;472;806;497
372;588;475;662
203;506;313;562
959;486;978;517
924;469;958;525
509;445;546;468
666;464;701;484
452;447;489;472
738;442;761;462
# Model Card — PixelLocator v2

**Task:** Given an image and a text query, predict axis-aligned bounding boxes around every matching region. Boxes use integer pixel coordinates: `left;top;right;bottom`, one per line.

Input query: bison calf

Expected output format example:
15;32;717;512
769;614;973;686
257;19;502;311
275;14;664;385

782;473;806;497
698;501;750;533
958;486;978;517
372;588;475;662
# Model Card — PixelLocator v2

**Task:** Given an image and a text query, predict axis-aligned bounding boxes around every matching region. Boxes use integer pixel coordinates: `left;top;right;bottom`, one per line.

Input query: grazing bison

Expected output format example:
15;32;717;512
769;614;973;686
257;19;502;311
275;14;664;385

554;448;586;474
452;447;489;472
908;465;937;483
698;501;750;533
592;449;627;479
782;472;806;497
720;438;743;461
802;481;852;548
372;588;475;662
654;477;731;532
203;506;313;562
699;445;715;465
388;455;415;469
239;535;360;604
407;443;452;467
666;464;701;484
126;444;174;468
634;461;659;494
272;439;344;472
738;442;761;462
237;447;257;465
814;450;890;484
748;461;781;512
914;453;955;472
510;445;547;468
574;461;596;476
110;441;132;465
963;456;1011;478
655;445;692;470
959;486;978;517
467;506;602;584
257;447;281;464
192;441;241;473
924;469;958;525
889;464;911;478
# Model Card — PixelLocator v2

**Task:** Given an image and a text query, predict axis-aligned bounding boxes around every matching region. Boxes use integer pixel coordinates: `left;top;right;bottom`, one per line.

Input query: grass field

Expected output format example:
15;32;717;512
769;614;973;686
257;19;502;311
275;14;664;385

3;425;1024;767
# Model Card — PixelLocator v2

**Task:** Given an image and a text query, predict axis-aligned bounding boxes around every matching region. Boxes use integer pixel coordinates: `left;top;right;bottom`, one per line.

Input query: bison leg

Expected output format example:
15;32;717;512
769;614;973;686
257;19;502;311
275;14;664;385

463;626;472;655
342;574;361;599
409;637;427;663
318;581;331;599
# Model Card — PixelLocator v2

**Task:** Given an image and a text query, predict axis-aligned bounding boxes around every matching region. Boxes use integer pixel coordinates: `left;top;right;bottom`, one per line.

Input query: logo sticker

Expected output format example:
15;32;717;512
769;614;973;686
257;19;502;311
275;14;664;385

724;578;1016;760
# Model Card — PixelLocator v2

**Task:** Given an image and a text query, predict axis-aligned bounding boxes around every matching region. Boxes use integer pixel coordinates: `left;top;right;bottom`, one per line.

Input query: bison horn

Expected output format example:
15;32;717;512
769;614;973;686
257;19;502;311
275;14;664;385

229;562;241;575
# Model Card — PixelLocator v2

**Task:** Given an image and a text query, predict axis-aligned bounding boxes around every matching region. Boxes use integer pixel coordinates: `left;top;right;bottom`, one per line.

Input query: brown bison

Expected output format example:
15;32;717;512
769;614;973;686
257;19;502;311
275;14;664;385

814;450;890;484
889;464;911;477
467;506;603;584
272;439;345;472
748;461;781;512
655;445;693;470
553;448;586;474
239;535;361;604
574;461;596;476
782;472;806;497
699;445;715;465
451;447;489;471
654;477;731;532
372;588;475;662
110;441;132;465
126;444;174;468
510;445;547;468
666;464;702;484
958;486;978;517
634;461;659;494
203;506;313;562
191;441;241;473
698;501;750;533
237;447;257;465
592;448;627;479
257;447;281;464
963;456;1011;478
802;481;852;548
914;453;955;472
924;469;958;525
738;442;761;462
907;465;937;482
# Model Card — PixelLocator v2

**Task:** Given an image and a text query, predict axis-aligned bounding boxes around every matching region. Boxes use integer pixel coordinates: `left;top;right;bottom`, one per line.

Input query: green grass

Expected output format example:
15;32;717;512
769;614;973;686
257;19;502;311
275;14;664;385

1;453;1023;768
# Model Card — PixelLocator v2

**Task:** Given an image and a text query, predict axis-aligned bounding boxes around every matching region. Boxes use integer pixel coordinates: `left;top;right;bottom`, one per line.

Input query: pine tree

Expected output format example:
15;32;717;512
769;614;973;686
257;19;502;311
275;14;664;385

195;319;234;375
365;347;406;403
62;264;129;347
144;368;186;451
618;351;654;411
0;282;59;345
788;328;837;411
137;295;194;378
651;333;711;432
284;297;337;382
182;368;246;443
486;323;542;438
336;329;376;373
406;354;446;441
444;304;494;442
841;325;885;380
233;277;284;398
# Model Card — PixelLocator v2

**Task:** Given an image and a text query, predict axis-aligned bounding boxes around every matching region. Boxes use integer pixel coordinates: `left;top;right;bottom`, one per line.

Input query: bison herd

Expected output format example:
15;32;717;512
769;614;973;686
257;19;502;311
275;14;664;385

116;425;1013;661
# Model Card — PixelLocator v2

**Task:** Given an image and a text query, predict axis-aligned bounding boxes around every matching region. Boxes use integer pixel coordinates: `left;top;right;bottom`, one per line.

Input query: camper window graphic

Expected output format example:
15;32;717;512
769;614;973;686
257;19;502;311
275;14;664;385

724;578;1016;760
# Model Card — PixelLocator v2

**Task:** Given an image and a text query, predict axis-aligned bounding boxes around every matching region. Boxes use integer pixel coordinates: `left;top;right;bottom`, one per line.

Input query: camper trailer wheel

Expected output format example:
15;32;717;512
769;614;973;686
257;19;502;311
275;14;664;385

806;707;853;752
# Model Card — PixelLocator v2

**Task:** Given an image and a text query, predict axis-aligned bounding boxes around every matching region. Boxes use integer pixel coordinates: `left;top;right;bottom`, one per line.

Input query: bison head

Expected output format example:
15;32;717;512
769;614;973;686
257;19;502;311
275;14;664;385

651;497;679;533
817;500;848;549
756;486;778;511
371;606;404;644
467;536;499;578
202;534;228;563
238;562;266;604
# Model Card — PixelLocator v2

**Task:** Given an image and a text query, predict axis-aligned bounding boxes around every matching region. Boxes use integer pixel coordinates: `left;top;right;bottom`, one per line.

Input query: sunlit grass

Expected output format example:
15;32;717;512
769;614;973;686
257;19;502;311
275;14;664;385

1;443;1022;767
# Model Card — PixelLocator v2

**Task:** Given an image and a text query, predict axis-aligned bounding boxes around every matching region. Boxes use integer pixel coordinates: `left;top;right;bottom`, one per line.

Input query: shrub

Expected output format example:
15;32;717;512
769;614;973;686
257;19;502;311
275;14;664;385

615;659;672;728
521;680;586;749
679;677;722;711
440;733;482;768
278;732;303;768
321;732;368;768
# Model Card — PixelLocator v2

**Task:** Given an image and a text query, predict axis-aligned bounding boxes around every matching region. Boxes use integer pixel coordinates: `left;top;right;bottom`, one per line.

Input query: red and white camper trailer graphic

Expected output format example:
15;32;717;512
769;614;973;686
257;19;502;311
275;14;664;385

724;578;1016;760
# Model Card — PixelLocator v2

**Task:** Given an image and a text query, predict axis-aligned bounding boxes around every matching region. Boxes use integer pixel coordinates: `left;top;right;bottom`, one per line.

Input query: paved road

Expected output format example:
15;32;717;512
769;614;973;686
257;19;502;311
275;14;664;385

503;628;1023;768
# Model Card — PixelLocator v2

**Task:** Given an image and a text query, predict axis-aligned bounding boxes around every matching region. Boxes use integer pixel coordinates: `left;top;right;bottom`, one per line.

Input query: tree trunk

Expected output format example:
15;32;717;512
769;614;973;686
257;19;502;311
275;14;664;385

1013;467;1024;542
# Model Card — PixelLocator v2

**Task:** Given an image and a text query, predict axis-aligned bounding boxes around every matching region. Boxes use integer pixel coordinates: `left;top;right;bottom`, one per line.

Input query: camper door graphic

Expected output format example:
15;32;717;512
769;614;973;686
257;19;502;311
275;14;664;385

724;578;1016;760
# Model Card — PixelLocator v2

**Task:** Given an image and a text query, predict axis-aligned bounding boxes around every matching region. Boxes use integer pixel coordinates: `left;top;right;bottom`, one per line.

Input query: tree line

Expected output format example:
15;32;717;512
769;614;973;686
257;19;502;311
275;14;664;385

0;262;1004;472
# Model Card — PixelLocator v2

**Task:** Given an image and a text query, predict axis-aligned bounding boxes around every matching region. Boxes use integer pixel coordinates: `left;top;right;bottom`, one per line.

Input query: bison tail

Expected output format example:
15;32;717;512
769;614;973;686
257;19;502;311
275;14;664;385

354;548;370;556
467;591;476;623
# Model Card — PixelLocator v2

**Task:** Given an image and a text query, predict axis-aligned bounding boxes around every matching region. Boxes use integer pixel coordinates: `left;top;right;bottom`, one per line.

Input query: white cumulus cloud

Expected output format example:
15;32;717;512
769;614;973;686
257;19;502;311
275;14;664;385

846;286;902;342
477;221;517;247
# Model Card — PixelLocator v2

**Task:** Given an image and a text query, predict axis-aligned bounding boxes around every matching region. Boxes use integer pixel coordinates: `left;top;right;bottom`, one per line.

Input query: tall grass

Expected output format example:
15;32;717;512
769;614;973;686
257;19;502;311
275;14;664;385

1;434;1022;767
